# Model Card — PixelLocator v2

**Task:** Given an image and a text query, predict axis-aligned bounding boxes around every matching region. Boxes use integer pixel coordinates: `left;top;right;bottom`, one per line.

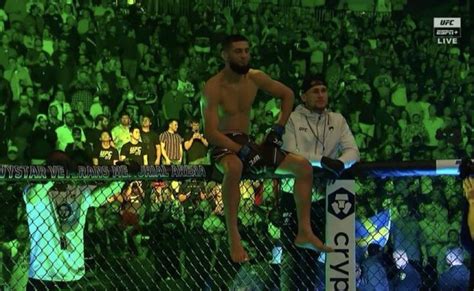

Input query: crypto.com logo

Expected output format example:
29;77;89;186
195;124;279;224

328;188;355;220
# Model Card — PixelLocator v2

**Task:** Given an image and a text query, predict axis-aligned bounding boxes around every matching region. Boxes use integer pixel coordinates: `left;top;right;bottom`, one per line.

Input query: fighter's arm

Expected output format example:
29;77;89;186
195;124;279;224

281;116;297;153
201;81;242;152
249;70;294;126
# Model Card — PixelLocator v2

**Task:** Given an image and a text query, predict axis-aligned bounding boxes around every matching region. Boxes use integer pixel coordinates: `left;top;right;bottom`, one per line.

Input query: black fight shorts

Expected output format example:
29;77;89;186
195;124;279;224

211;132;287;169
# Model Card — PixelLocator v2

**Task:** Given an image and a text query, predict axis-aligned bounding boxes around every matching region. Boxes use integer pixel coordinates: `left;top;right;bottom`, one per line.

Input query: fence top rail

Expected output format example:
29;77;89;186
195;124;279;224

0;159;467;181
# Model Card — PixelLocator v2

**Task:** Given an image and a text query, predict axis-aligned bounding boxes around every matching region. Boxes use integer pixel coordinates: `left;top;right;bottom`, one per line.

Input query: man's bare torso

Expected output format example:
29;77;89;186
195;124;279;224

208;70;258;134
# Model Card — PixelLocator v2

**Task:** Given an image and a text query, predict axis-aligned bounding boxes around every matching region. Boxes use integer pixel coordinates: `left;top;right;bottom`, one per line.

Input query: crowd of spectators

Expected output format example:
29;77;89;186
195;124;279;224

0;0;473;289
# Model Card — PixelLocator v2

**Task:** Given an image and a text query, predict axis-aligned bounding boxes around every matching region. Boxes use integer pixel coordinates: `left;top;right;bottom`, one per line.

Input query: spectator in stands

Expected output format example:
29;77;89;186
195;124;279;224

176;66;195;99
183;119;209;165
391;249;422;290
353;85;376;146
10;94;36;151
0;33;17;69
432;131;457;159
0;65;12;117
85;114;109;152
437;228;464;274
111;111;131;153
69;69;95;113
162;80;186;121
374;99;398;142
391;203;423;271
396;110;409;140
110;181;145;256
419;199;449;288
0;8;7;34
92;130;119;166
30;51;54;93
438;247;469;290
53;52;75;91
72;100;92;128
55;111;86;151
49;89;72;123
24;4;44;35
140;115;160;165
138;52;160;77
0;223;29;291
4;56;33;102
159;119;183;165
65;127;92;166
0;143;22;164
404;91;424;122
27;114;57;165
120;126;148;166
47;104;62;129
24;151;124;290
423;105;444;150
120;29;139;81
359;243;389;291
436;117;462;153
402;113;428;149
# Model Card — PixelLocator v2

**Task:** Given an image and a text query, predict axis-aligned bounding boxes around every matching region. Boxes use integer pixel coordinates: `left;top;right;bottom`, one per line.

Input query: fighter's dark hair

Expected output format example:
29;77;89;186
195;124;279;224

221;34;249;52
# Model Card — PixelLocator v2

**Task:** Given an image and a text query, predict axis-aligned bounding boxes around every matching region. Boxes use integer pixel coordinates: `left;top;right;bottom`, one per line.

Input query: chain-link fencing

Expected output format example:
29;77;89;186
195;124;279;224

0;169;468;290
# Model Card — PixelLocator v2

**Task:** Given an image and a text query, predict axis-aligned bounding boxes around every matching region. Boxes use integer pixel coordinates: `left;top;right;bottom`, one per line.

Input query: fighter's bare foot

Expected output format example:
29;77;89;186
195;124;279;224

295;232;334;252
229;241;250;263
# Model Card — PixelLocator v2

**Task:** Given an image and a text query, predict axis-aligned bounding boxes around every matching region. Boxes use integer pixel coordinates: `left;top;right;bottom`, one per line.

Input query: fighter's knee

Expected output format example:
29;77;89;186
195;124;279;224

294;157;313;177
221;155;243;176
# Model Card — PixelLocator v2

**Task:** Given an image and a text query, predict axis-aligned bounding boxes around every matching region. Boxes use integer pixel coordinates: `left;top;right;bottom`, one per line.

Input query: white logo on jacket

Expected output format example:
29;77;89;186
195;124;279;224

298;127;308;132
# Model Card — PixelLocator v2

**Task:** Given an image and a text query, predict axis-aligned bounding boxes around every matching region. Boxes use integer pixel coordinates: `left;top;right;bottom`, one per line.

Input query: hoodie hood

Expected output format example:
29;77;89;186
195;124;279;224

294;104;328;120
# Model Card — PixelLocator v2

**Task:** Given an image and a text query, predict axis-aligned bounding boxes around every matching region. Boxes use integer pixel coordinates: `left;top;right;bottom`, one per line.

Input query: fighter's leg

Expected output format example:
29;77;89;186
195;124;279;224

275;153;333;252
216;154;249;262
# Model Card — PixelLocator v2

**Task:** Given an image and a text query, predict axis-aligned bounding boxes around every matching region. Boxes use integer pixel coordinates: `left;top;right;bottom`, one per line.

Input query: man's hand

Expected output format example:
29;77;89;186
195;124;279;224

264;124;285;148
238;143;265;174
321;156;345;177
463;178;474;202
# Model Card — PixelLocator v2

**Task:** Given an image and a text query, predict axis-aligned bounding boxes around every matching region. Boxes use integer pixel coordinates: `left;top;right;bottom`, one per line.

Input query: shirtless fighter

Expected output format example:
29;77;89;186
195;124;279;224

201;34;334;263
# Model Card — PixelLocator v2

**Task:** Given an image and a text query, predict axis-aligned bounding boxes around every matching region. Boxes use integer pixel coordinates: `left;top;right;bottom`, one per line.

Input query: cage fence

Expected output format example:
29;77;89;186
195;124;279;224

0;163;468;290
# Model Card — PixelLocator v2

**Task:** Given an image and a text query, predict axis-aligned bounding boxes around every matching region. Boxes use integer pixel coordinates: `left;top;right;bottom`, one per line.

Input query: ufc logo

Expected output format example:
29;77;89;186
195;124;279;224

440;20;454;25
249;155;261;166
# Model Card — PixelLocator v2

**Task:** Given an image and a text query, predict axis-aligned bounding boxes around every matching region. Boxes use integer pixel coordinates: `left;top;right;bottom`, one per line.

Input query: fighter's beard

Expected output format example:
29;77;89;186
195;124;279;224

229;61;250;75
